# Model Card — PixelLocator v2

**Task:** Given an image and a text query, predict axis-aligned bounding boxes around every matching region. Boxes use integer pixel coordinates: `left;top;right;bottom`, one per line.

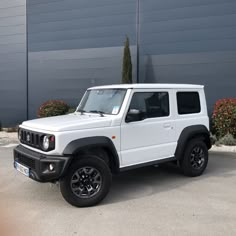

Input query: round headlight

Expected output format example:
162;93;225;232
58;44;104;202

43;136;50;150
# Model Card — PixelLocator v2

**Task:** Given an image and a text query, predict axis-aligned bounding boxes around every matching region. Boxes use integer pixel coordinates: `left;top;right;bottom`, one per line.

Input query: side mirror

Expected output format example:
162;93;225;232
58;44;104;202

125;109;142;123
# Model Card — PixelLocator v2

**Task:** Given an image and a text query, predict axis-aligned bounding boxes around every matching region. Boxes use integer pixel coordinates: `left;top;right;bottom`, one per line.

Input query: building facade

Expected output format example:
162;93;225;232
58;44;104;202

0;0;27;127
1;0;236;127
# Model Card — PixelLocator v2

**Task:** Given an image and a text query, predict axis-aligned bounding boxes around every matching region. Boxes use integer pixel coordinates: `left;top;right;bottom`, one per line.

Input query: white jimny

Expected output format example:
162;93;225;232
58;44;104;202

14;84;211;207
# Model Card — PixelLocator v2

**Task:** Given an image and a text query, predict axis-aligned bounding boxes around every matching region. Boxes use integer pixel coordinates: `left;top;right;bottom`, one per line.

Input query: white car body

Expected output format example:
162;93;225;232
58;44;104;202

19;84;209;169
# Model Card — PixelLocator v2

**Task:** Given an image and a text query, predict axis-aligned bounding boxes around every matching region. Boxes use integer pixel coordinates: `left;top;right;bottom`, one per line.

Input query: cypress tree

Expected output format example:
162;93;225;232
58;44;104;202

122;37;133;84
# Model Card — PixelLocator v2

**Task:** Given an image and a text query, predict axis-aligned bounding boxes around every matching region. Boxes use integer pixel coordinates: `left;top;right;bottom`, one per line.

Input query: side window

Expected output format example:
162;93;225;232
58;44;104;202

177;92;201;115
128;92;169;119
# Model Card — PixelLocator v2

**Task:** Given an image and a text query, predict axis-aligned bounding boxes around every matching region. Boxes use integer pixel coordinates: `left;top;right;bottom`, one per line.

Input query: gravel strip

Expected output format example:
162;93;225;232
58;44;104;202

0;132;18;146
211;145;236;153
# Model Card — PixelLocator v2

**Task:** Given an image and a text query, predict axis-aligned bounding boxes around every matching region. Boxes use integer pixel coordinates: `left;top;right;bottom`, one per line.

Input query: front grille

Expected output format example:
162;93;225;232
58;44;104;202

19;128;55;152
15;152;36;170
20;129;41;149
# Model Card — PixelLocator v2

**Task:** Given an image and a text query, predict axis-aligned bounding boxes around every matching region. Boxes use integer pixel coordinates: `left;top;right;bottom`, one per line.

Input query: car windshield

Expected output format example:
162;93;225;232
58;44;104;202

77;89;127;115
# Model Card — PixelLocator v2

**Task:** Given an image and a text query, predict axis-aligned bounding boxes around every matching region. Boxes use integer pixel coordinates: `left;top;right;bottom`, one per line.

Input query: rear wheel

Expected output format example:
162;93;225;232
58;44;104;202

60;155;112;207
180;139;208;177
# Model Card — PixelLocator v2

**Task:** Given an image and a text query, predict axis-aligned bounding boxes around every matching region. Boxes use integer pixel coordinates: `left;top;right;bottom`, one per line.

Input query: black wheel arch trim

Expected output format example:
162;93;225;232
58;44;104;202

63;136;120;173
175;125;211;160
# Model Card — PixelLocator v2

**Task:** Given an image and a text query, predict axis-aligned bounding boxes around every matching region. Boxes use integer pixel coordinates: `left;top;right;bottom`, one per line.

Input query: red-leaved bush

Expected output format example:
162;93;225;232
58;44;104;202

212;98;236;138
37;100;69;118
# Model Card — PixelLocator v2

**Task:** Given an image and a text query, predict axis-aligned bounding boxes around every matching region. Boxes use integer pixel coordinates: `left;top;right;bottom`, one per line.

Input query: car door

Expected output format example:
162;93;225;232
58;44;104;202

120;89;176;168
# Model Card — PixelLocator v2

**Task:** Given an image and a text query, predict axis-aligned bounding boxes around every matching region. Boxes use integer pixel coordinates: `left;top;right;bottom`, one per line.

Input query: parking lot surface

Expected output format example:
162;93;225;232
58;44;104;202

0;147;236;236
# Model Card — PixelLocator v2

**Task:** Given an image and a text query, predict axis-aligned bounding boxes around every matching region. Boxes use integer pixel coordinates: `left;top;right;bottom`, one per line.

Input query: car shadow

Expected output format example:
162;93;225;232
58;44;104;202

102;151;236;205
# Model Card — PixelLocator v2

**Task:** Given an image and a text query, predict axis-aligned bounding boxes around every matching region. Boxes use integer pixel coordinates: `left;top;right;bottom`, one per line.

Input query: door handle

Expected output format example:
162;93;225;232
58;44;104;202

163;123;171;128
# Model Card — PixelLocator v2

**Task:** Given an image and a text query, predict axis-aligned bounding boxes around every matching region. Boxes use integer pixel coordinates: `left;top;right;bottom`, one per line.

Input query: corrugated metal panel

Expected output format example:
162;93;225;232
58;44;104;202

2;0;236;126
28;0;136;51
0;0;26;127
28;47;136;118
139;0;236;112
27;0;137;118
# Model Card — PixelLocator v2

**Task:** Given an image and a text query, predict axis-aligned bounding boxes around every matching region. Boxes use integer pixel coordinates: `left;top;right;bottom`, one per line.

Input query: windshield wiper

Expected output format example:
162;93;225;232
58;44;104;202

89;110;105;117
77;109;86;115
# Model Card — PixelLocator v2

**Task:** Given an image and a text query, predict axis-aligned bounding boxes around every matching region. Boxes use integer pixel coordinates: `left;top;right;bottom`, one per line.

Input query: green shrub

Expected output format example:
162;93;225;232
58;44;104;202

210;133;217;145
215;133;236;146
38;100;69;118
212;98;236;138
66;107;76;114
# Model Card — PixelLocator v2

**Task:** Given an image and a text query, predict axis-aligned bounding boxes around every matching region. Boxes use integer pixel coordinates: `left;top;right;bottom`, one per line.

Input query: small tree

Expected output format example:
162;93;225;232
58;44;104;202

122;36;133;84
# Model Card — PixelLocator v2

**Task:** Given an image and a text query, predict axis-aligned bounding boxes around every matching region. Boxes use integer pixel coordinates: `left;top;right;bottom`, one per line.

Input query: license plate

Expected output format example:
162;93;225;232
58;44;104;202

15;162;29;177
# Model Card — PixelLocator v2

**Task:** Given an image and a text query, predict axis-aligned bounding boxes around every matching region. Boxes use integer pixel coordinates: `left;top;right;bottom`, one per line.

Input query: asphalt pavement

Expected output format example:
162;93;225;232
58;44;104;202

0;146;236;236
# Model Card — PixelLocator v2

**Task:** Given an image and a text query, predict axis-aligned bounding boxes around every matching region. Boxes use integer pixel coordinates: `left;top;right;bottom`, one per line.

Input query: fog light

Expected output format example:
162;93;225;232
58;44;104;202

49;164;55;171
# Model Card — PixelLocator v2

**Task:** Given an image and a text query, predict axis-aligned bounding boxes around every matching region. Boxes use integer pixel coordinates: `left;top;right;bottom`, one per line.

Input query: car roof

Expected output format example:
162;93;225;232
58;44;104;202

88;83;204;90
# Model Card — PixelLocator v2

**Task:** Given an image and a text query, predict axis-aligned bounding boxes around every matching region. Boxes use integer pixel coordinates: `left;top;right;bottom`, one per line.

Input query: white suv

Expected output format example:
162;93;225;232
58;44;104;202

14;84;211;207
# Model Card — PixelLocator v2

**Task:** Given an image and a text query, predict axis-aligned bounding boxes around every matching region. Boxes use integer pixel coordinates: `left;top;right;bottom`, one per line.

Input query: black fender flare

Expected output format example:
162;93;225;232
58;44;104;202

175;125;211;160
63;136;120;173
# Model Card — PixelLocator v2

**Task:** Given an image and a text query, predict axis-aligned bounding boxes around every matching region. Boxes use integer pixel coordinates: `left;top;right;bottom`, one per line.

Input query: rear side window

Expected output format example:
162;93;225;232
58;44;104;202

177;92;201;115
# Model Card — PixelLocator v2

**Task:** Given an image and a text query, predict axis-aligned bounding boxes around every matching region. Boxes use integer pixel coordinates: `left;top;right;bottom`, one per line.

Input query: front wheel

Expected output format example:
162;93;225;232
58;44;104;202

60;155;112;207
180;139;208;177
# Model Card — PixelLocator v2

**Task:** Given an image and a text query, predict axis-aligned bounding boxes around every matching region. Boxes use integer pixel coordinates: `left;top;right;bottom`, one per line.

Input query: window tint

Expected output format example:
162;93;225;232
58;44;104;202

128;92;169;119
177;92;201;115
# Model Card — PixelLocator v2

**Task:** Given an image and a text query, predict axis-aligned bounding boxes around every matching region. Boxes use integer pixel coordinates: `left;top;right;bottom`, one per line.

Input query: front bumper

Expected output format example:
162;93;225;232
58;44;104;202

14;145;71;182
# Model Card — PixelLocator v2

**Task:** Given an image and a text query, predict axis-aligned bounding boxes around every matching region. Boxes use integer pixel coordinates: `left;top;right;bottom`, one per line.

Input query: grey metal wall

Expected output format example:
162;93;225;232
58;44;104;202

139;0;236;111
1;0;236;126
27;0;137;118
0;0;26;127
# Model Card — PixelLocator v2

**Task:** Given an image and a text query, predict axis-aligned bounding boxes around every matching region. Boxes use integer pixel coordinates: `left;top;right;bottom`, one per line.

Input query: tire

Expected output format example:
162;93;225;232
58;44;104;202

180;139;208;177
60;155;112;207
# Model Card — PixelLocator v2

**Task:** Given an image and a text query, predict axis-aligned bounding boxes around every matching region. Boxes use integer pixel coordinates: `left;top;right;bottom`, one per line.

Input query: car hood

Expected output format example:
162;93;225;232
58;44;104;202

21;113;113;132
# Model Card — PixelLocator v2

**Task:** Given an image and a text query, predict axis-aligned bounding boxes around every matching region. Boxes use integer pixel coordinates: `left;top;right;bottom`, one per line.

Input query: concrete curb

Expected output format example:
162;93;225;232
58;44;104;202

210;145;236;153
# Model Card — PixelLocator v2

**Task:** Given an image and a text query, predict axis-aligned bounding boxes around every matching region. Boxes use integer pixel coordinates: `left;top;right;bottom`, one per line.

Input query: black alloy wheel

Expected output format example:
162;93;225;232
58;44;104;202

60;155;112;207
70;166;102;199
190;146;206;170
180;139;208;177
